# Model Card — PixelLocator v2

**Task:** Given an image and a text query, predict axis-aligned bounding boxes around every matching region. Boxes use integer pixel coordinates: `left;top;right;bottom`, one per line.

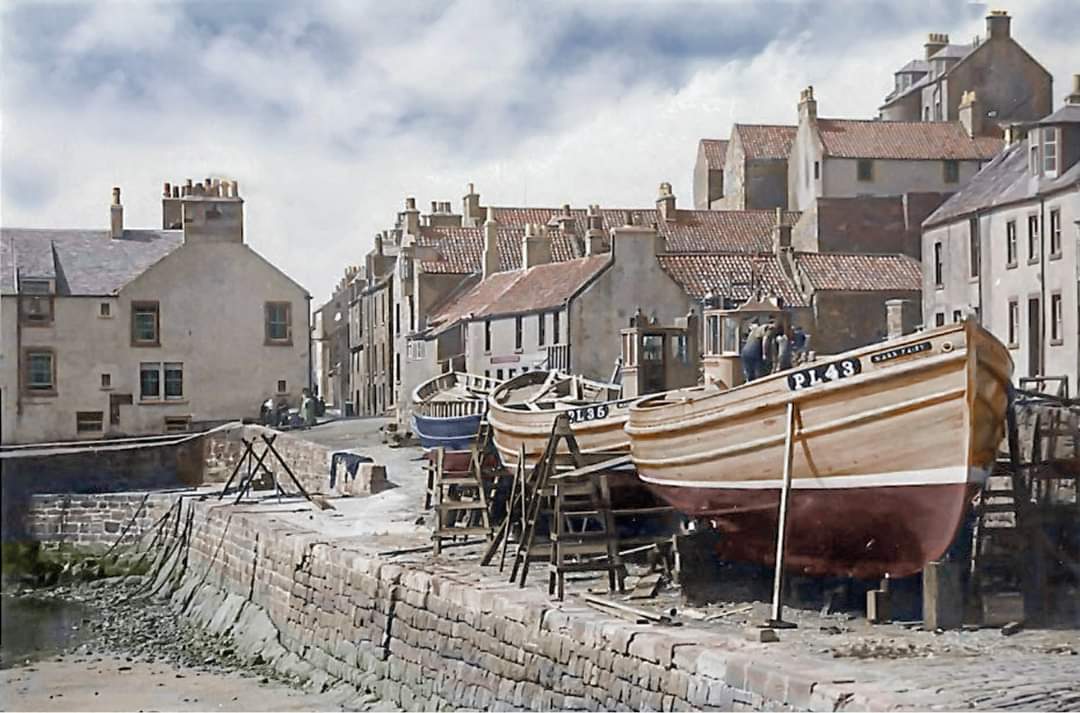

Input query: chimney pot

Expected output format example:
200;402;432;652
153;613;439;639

431;201;438;214
173;186;179;198
110;187;124;239
163;182;171;197
405;197;417;211
112;186;121;205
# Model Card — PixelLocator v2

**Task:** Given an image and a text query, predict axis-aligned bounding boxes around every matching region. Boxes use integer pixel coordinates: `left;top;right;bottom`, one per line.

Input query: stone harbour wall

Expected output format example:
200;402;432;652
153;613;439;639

170;499;891;712
26;492;182;553
202;425;346;496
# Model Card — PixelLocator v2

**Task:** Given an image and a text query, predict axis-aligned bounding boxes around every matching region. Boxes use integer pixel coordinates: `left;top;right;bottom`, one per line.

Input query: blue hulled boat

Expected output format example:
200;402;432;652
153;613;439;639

411;371;502;451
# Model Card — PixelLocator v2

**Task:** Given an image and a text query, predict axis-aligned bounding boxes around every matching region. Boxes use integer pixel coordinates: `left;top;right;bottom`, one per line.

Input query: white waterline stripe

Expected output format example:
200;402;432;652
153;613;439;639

638;466;988;490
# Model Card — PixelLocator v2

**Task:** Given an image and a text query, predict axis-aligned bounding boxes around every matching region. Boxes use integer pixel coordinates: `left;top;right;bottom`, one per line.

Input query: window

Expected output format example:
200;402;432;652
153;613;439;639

101;373;112;389
1048;208;1062;257
99;302;112;318
1043;127;1057;174
857;159;874;182
933;242;944;287
395;354;401;383
1050;293;1063;344
538;314;546;346
164;416;191;433
265;302;292;344
24;349;55;393
496;369;504;381
164;362;184;399
484;320;492;352
484;369;491;380
1029;144;1040;175
953;310;963;323
813;161;820;180
131;301;160;345
1006;220;1017;266
969;218;980;278
514;316;523;350
277;379;287;394
76;411;103;433
19;280;54;326
552;311;560;342
1007;300;1019;347
395;303;401;335
140;362;161;400
935;312;945;327
673;335;689;364
1027;215;1040;263
943;160;959;184
706;315;720;355
408;297;416;331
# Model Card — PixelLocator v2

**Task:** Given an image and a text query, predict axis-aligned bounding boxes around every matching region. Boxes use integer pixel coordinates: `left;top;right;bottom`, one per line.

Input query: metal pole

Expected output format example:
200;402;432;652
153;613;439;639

767;401;798;628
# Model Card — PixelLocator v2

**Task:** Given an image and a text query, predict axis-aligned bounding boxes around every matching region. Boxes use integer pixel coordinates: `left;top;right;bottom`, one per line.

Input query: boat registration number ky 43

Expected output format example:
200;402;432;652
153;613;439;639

566;404;610;424
786;358;862;391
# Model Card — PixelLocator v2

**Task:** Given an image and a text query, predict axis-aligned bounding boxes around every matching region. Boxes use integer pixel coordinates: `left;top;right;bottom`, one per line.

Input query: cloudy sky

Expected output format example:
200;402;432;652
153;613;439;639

2;0;1075;303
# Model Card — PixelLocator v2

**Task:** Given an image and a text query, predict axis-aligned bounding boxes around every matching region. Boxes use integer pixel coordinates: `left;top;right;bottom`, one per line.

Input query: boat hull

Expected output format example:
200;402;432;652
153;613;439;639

412;413;482;452
489;403;633;469
628;322;1012;579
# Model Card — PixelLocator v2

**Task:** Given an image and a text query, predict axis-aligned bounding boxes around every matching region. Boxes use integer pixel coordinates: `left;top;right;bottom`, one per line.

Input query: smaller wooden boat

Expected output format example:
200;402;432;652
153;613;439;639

412;372;502;451
487;370;636;468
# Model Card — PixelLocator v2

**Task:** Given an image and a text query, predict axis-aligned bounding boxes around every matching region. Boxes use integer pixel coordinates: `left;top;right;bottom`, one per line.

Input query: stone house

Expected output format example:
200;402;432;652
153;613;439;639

922;80;1080;393
693;138;728;209
714;124;798;211
313;266;358;409
1;180;310;444
788;86;1002;212
879;11;1052;130
420;216;691;385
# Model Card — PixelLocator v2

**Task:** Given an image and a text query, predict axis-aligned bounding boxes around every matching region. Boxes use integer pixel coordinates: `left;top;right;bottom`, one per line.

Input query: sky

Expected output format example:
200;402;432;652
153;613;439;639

2;0;1075;304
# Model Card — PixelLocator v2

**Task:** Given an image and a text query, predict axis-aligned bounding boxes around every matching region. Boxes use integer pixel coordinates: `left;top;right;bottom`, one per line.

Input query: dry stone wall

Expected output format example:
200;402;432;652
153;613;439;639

25;492;181;553
171;499;887;712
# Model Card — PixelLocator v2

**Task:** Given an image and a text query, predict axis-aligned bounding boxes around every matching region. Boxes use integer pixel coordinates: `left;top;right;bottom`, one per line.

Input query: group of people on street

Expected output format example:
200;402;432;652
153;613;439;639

260;388;321;429
739;317;807;383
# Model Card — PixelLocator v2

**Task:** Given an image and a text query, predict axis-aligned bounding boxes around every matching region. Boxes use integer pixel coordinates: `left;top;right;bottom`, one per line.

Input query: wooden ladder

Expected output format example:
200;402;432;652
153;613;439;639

430;426;494;554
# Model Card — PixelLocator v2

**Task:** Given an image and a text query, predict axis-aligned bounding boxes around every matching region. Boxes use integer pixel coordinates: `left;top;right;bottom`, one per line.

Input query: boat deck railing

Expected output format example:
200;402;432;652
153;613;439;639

417;399;487;419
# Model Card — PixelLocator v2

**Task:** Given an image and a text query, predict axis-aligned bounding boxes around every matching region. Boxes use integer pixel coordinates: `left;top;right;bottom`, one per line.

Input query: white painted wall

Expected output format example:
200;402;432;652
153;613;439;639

2;240;309;443
464;309;564;381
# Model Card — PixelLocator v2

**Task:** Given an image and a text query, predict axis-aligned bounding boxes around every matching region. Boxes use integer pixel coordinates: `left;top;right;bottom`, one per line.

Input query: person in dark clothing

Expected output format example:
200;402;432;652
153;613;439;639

741;320;768;382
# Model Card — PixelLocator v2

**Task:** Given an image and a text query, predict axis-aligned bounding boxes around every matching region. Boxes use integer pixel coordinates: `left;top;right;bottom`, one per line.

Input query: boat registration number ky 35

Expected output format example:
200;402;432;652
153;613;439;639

786;358;862;391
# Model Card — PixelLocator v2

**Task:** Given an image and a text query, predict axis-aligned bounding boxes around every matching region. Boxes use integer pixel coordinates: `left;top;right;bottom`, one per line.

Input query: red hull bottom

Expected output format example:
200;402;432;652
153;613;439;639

644;482;977;579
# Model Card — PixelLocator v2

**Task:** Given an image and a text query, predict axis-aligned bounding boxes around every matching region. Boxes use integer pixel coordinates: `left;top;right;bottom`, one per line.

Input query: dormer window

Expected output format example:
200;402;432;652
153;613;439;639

18;278;54;326
1043;127;1058;175
1029;142;1040;175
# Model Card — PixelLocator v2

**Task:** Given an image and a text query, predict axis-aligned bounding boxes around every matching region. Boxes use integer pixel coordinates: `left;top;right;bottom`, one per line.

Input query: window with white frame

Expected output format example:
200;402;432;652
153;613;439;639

1043;127;1057;174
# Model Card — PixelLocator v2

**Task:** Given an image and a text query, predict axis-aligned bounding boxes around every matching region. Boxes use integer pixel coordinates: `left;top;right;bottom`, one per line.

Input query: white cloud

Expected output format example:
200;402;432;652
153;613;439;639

1;0;1075;304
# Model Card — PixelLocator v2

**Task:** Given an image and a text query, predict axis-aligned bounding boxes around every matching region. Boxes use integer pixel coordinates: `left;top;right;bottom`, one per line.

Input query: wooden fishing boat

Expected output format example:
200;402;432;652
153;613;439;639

627;321;1012;579
412;371;502;451
487;370;636;469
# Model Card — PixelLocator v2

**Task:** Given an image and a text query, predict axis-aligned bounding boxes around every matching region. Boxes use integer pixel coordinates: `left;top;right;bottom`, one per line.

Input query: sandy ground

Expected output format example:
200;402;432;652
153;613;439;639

0;655;370;712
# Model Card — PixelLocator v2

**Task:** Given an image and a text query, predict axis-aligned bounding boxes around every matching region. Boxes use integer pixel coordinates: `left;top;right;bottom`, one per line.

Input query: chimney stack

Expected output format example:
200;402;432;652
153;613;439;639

772;207;792;254
924;33;949;59
585;206;607;256
986;10;1010;40
162;181;183;229
656;182;677;222
110;186;124;239
522;223;552;270
958;91;982;137
798;86;817;125
403;197;420;236
482;207;499;280
463;182;482;226
1066;74;1080;105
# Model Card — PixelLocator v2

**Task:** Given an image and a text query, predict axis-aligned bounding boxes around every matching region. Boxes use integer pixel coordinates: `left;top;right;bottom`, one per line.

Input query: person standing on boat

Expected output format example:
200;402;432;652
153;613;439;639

741;320;769;382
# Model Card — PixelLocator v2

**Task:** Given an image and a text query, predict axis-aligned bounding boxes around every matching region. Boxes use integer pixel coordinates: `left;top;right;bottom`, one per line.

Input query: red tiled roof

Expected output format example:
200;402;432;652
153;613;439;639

657;253;807;307
416;208;799;274
699;139;729;168
816;119;1003;160
733;124;797;160
796;252;922;292
429;255;610;330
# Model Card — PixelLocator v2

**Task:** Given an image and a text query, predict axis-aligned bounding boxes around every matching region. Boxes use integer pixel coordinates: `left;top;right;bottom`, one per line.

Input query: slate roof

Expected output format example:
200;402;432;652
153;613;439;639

427;255;610;332
897;59;930;74
796;253;923;292
929;43;974;60
657;253;807;307
733;124;798;160
924;137;1080;226
1037;105;1080;125
816;119;1003;160
1;229;182;296
699;139;729;169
